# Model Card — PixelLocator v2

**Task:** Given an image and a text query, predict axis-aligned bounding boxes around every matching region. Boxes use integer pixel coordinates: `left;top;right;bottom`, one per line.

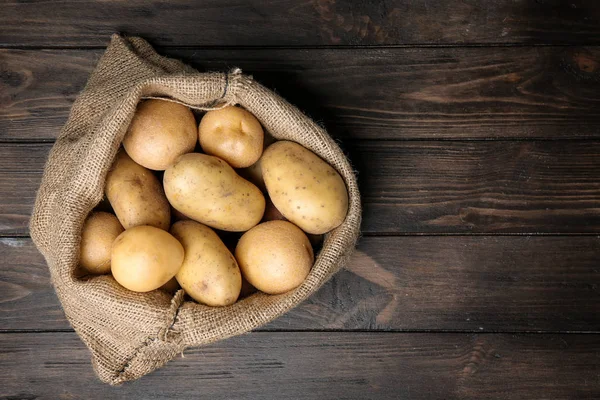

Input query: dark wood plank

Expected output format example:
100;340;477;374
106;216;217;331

356;140;600;233
0;144;46;235
2;47;600;141
2;0;600;47
0;238;67;329
0;50;99;141
3;236;599;332
1;141;599;235
0;331;598;399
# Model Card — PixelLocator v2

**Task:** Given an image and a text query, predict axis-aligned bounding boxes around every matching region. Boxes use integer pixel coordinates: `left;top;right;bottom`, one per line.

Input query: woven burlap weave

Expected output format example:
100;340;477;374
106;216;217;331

30;34;361;385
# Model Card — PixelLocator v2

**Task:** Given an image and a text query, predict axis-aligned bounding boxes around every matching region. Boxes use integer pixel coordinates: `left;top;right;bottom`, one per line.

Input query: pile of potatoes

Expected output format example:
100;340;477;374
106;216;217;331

80;100;349;306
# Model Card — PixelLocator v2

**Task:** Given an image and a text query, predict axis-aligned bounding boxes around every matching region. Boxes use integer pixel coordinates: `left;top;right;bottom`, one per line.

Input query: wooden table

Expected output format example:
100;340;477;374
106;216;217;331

1;1;599;399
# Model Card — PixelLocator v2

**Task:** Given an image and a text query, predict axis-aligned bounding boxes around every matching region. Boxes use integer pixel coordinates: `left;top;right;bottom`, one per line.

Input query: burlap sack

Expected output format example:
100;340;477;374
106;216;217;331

30;34;361;385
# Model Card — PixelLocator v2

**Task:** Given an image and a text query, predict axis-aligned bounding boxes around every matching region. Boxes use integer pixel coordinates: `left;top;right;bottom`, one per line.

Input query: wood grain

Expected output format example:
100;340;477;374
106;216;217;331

3;236;599;332
0;144;46;235
3;2;599;397
2;0;600;47
1;141;599;235
355;140;600;234
0;331;598;399
2;47;600;141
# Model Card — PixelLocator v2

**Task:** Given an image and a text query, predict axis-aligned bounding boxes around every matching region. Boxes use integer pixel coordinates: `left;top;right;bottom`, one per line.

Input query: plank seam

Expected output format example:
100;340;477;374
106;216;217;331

3;233;600;239
4;137;600;146
2;43;600;51
1;329;599;334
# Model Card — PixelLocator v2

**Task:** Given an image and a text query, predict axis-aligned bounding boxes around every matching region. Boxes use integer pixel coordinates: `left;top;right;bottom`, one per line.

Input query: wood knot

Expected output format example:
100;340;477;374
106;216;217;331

460;337;496;377
0;69;25;88
573;51;599;73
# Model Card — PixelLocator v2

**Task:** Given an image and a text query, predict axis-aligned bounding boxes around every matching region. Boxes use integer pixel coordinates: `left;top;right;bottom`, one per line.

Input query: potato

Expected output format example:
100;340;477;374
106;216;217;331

105;150;171;230
199;106;264;168
111;225;184;292
80;212;124;274
163;153;265;232
171;220;242;306
123;99;197;170
235;220;313;294
262;141;349;234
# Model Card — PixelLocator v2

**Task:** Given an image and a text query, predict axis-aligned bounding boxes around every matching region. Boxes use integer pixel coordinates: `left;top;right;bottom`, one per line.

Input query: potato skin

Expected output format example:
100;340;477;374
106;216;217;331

199;106;264;168
171;220;242;306
262;141;349;234
163;153;265;232
80;212;124;274
235;220;313;295
111;225;184;292
123;100;197;170
105;150;171;230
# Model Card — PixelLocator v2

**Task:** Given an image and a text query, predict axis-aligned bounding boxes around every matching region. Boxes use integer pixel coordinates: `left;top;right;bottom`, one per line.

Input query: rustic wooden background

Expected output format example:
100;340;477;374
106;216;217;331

1;1;599;399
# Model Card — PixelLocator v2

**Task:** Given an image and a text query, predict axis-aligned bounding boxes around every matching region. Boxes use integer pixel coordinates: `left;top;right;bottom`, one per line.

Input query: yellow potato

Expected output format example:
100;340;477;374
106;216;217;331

171;220;242;306
163;153;265;232
111;225;184;292
262;141;349;234
199;106;264;168
80;212;124;274
123;99;197;170
105;150;171;230
235;220;313;294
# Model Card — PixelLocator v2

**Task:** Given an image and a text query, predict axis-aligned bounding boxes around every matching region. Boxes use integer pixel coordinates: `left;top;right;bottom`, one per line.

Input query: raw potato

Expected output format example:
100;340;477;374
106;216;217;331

105;150;171;230
111;225;184;292
123;100;197;170
80;212;124;274
164;153;265;232
171;220;242;306
262;141;349;235
199;106;264;168
235;220;313;294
